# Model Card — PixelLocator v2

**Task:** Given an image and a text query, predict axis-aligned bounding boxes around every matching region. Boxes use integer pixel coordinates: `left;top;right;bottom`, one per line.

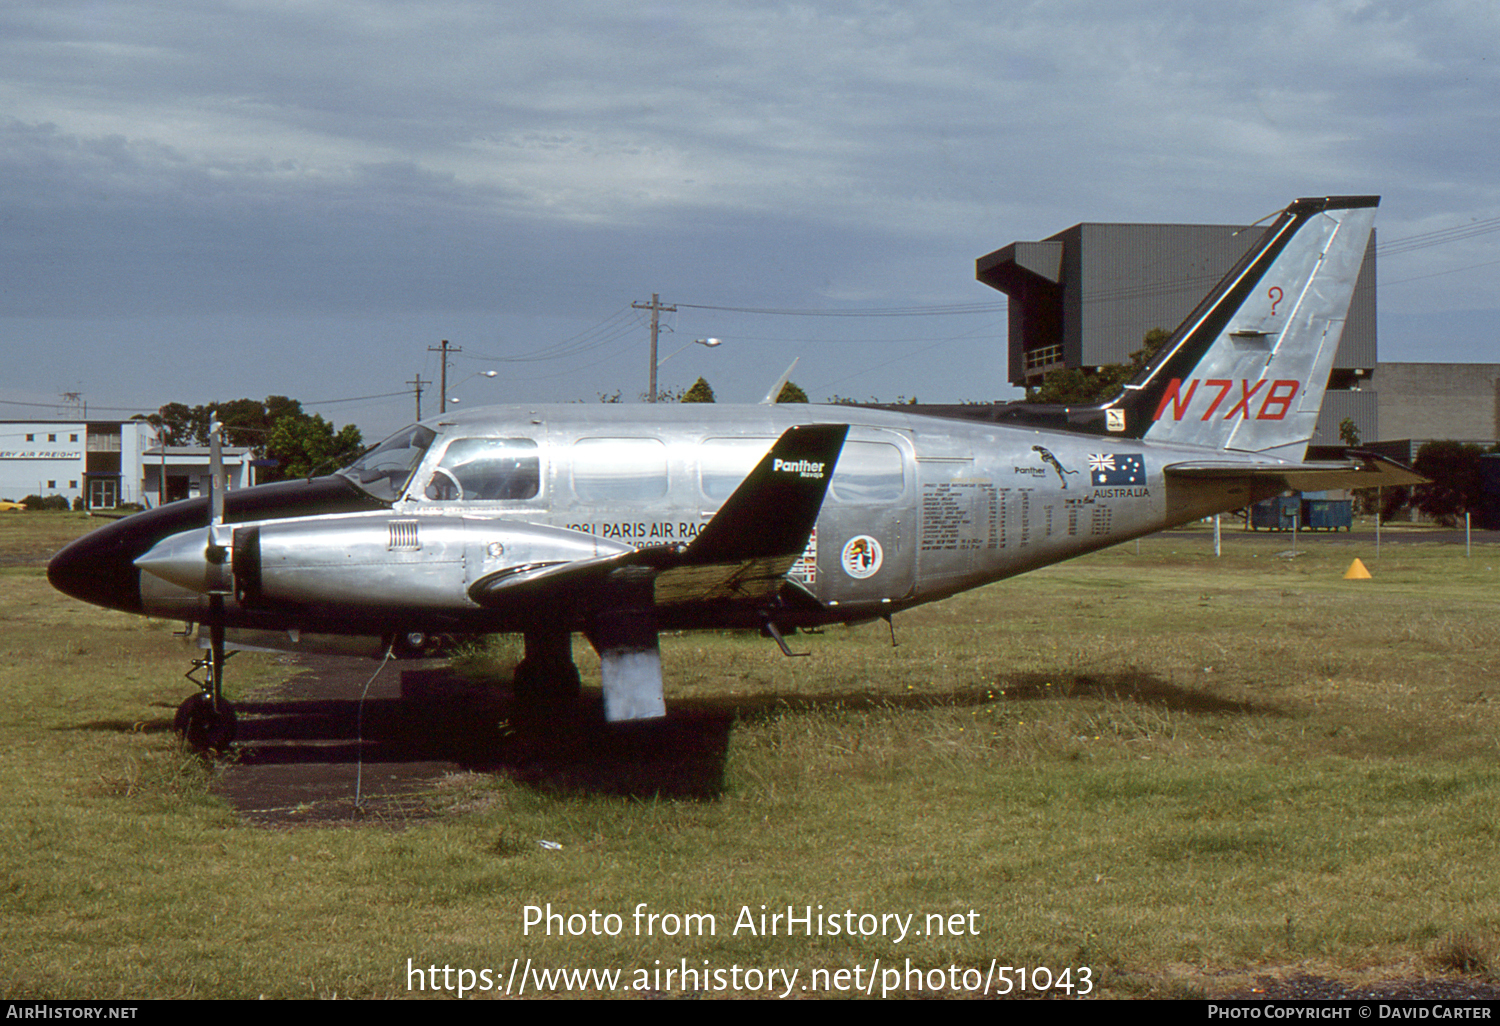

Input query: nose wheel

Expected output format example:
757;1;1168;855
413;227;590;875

174;691;237;752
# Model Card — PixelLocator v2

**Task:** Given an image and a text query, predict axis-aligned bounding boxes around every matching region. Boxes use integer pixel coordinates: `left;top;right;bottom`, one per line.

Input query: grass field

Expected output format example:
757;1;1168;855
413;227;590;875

2;513;1497;999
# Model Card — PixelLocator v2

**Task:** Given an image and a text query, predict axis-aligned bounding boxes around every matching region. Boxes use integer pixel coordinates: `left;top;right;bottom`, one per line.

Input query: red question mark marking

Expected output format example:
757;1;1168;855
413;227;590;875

1268;286;1283;315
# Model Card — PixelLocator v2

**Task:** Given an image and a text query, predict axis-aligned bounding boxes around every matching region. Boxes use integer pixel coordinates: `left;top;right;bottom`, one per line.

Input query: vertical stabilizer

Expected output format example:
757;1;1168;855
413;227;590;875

1111;196;1377;460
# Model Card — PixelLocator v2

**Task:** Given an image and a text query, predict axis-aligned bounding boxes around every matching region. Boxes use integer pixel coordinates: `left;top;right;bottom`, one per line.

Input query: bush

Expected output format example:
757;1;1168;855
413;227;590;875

22;494;71;512
1412;441;1488;527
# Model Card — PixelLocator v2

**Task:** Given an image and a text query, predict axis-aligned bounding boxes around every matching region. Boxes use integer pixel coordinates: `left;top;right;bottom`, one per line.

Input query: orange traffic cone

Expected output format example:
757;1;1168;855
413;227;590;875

1343;558;1372;580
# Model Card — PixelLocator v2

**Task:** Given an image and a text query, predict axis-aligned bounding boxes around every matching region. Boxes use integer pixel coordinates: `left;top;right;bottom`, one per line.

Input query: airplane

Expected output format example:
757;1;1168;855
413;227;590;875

48;195;1422;750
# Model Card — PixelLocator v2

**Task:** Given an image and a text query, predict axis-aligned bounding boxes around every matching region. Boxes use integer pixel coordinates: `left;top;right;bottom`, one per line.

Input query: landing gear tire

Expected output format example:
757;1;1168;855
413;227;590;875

510;626;583;731
174;692;237;752
512;658;581;718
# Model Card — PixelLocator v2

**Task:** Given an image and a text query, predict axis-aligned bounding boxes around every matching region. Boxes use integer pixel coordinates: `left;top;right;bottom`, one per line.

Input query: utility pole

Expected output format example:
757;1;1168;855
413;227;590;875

427;340;461;414
407;373;428;421
632;294;676;402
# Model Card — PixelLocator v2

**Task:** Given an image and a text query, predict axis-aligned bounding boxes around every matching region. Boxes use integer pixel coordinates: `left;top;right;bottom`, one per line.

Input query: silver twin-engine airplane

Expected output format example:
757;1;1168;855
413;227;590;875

49;195;1421;749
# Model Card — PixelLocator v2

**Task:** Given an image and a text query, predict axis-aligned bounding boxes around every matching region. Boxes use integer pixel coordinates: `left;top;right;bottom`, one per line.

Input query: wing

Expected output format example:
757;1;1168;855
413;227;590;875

468;423;848;609
466;422;847;722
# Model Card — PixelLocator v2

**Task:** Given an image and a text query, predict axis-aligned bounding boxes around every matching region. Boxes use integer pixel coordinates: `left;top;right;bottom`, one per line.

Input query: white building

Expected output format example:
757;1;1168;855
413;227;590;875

140;444;253;505
1;420;251;509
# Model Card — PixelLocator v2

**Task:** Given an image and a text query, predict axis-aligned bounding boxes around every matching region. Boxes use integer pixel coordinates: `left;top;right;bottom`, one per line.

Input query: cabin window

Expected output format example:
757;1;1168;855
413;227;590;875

830;441;905;503
698;437;775;500
425;437;540;501
571;437;668;502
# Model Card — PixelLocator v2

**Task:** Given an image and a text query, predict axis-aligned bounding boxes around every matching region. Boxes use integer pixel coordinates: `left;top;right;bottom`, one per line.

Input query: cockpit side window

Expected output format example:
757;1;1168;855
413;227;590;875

336;424;437;502
424;437;540;501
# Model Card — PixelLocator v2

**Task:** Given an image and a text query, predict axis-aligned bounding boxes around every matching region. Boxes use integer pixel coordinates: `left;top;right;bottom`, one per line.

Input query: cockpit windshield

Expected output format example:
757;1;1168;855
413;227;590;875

336;424;437;502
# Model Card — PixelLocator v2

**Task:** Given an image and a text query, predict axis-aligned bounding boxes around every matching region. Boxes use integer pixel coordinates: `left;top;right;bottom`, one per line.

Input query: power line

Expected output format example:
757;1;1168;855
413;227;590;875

1378;215;1500;256
676;301;1006;317
303;389;415;405
1381;256;1500;287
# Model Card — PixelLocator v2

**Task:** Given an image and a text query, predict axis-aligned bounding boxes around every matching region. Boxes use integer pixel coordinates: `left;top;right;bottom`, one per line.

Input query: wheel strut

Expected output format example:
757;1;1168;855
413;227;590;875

177;598;238;752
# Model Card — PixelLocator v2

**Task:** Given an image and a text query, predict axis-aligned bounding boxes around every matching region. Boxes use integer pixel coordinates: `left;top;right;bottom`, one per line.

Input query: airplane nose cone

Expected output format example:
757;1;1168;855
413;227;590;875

47;519;146;614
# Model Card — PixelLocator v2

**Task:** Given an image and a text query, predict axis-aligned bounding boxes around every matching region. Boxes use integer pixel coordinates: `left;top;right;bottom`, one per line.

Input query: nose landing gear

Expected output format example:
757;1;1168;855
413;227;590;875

176;605;237;753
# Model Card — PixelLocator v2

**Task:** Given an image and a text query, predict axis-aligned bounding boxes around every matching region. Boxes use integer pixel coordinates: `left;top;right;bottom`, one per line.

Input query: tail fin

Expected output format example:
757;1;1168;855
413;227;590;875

1111;195;1377;459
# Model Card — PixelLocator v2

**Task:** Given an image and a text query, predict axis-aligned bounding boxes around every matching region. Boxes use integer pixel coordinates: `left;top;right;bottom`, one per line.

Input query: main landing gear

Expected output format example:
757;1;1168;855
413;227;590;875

511;628;581;722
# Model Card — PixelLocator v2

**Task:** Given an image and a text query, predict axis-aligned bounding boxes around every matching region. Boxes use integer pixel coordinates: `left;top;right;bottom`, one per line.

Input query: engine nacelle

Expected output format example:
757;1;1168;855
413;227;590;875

136;514;632;612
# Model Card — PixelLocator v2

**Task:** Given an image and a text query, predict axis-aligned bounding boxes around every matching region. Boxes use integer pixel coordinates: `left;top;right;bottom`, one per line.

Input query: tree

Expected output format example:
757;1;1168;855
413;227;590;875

680;377;716;403
1025;328;1172;405
147;402;206;446
264;414;364;481
826;394;919;405
1340;418;1382;514
147;397;362;482
774;380;809;403
1409;440;1489;527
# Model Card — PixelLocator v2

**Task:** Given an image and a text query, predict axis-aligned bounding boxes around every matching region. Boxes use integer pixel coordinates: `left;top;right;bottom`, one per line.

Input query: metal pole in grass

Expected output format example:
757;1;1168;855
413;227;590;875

1213;514;1221;557
1376;487;1381;559
1466;511;1471;557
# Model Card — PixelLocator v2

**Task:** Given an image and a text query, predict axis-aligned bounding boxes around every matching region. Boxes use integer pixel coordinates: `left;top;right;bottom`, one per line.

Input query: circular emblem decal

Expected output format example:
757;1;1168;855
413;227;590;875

841;535;883;579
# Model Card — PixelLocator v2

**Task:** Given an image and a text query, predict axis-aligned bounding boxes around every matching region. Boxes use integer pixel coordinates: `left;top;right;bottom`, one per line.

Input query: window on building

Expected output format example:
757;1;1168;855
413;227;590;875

70;434;78;442
69;480;78;489
25;434;33;442
47;480;56;489
48;434;56;442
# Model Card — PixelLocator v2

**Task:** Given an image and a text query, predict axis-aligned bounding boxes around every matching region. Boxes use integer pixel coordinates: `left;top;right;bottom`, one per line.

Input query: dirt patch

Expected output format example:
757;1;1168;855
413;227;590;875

1207;969;1500;1001
215;655;487;825
216;654;737;825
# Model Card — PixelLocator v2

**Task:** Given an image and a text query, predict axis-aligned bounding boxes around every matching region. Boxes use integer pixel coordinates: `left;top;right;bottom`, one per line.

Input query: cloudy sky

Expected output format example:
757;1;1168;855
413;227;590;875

2;0;1497;441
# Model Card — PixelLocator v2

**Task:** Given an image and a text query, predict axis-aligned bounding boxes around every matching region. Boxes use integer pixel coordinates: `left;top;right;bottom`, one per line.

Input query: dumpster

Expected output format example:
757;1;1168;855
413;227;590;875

1249;496;1300;530
1300;498;1352;531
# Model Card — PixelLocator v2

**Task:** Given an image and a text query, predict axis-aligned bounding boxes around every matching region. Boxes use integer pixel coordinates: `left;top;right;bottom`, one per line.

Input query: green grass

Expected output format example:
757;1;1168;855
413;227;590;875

2;514;1498;998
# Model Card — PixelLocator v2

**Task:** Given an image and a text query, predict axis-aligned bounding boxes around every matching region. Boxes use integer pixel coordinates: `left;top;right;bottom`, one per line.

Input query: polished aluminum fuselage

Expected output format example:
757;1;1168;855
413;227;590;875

131;402;1278;639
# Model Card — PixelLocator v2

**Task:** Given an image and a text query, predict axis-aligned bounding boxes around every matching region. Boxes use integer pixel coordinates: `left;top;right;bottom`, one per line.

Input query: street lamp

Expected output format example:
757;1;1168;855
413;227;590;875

448;370;498;406
650;338;722;402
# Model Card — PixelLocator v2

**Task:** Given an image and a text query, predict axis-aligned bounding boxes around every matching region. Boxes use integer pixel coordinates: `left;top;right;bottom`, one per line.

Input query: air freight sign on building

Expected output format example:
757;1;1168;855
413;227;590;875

0;449;83;460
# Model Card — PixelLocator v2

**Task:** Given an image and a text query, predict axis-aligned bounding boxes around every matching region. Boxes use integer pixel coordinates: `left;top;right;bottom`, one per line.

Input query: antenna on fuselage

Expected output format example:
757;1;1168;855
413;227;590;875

760;358;800;404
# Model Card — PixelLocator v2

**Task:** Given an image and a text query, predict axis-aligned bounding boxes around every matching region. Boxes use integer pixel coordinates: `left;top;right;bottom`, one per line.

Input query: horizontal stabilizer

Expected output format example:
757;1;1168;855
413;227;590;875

1165;451;1425;492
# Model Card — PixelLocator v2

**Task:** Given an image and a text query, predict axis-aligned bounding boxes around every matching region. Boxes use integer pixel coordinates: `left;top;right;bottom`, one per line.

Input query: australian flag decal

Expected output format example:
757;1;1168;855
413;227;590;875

1088;453;1146;485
